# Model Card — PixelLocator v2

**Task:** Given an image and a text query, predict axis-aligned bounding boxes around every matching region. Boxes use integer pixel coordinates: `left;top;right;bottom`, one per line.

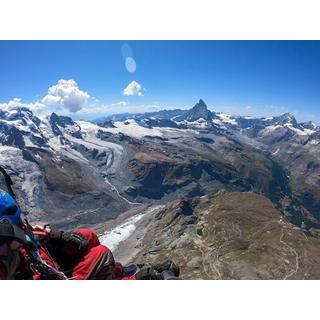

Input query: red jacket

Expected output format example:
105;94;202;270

1;227;136;280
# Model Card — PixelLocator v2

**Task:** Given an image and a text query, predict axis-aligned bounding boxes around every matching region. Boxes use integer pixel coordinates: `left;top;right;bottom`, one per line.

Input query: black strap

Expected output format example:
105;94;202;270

0;166;16;199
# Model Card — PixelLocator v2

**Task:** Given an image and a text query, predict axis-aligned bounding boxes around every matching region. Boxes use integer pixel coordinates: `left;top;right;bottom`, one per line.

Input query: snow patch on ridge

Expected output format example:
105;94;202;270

261;123;316;136
99;213;145;251
216;113;237;125
99;205;165;251
97;119;164;139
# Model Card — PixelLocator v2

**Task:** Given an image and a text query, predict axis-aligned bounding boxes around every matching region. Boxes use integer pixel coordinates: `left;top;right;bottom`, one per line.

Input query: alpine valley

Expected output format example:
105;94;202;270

1;99;320;279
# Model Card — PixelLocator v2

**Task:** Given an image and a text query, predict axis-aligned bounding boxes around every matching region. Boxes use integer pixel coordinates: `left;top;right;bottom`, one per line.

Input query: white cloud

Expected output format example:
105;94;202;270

0;98;44;112
41;79;89;113
123;81;143;96
111;101;128;107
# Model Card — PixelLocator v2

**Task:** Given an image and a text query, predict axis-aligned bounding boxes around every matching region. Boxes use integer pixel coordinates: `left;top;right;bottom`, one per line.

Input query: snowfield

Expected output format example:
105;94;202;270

99;213;145;251
177;118;212;129
261;124;316;136
89;119;164;139
216;112;238;125
99;205;165;251
0;145;42;206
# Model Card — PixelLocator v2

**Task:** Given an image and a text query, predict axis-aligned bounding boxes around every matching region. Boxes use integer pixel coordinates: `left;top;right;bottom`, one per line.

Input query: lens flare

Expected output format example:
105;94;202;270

125;57;137;73
121;43;132;59
121;43;137;73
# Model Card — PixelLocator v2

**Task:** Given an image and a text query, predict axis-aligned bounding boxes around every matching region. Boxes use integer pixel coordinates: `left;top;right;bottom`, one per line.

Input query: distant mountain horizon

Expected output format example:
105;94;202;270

86;99;319;128
1;95;320;279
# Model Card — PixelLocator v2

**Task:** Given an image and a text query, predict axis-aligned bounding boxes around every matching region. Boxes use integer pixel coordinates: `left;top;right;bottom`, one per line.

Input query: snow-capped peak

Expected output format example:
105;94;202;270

267;113;298;126
216;113;237;125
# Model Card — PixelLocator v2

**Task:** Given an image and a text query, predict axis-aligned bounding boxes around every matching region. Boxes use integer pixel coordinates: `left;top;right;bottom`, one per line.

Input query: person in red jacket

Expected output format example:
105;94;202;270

0;218;120;280
28;223;119;280
0;219;180;280
0;192;180;280
0;189;126;280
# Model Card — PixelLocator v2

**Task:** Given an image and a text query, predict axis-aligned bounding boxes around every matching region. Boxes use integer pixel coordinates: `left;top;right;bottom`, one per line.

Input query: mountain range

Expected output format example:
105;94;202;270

1;99;320;278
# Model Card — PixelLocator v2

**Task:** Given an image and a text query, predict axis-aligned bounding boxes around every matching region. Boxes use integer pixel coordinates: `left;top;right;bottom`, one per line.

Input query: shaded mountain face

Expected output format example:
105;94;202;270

268;113;298;126
49;112;82;138
0;100;320;232
130;192;320;279
0;122;25;148
0;108;48;148
182;99;213;122
300;121;317;130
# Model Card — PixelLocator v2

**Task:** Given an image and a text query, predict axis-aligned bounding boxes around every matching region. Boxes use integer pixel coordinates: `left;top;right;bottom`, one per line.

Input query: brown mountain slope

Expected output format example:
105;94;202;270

130;192;320;279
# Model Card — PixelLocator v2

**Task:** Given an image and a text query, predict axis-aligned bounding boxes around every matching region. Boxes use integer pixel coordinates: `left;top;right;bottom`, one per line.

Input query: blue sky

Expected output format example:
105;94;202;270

0;41;320;122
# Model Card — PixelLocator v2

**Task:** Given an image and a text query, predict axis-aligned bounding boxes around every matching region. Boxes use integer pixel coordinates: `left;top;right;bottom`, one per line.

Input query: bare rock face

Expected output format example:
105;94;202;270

49;112;82;138
184;99;213;122
0;122;25;148
124;136;300;224
154;198;198;234
131;192;320;279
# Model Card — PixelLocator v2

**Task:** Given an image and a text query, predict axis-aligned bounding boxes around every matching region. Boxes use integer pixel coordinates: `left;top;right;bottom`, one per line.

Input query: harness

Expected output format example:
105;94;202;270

0;165;68;280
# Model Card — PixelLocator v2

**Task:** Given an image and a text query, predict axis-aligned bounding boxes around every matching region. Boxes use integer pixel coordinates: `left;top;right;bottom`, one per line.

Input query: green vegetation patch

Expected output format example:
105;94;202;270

196;228;203;236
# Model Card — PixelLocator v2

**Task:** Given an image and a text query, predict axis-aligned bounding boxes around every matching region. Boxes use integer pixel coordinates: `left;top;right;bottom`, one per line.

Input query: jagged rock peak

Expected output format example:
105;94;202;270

270;112;298;126
50;112;74;127
185;99;212;121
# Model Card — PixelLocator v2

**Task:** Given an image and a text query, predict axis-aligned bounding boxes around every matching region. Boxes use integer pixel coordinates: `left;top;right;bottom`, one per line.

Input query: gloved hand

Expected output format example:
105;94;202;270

49;229;89;255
